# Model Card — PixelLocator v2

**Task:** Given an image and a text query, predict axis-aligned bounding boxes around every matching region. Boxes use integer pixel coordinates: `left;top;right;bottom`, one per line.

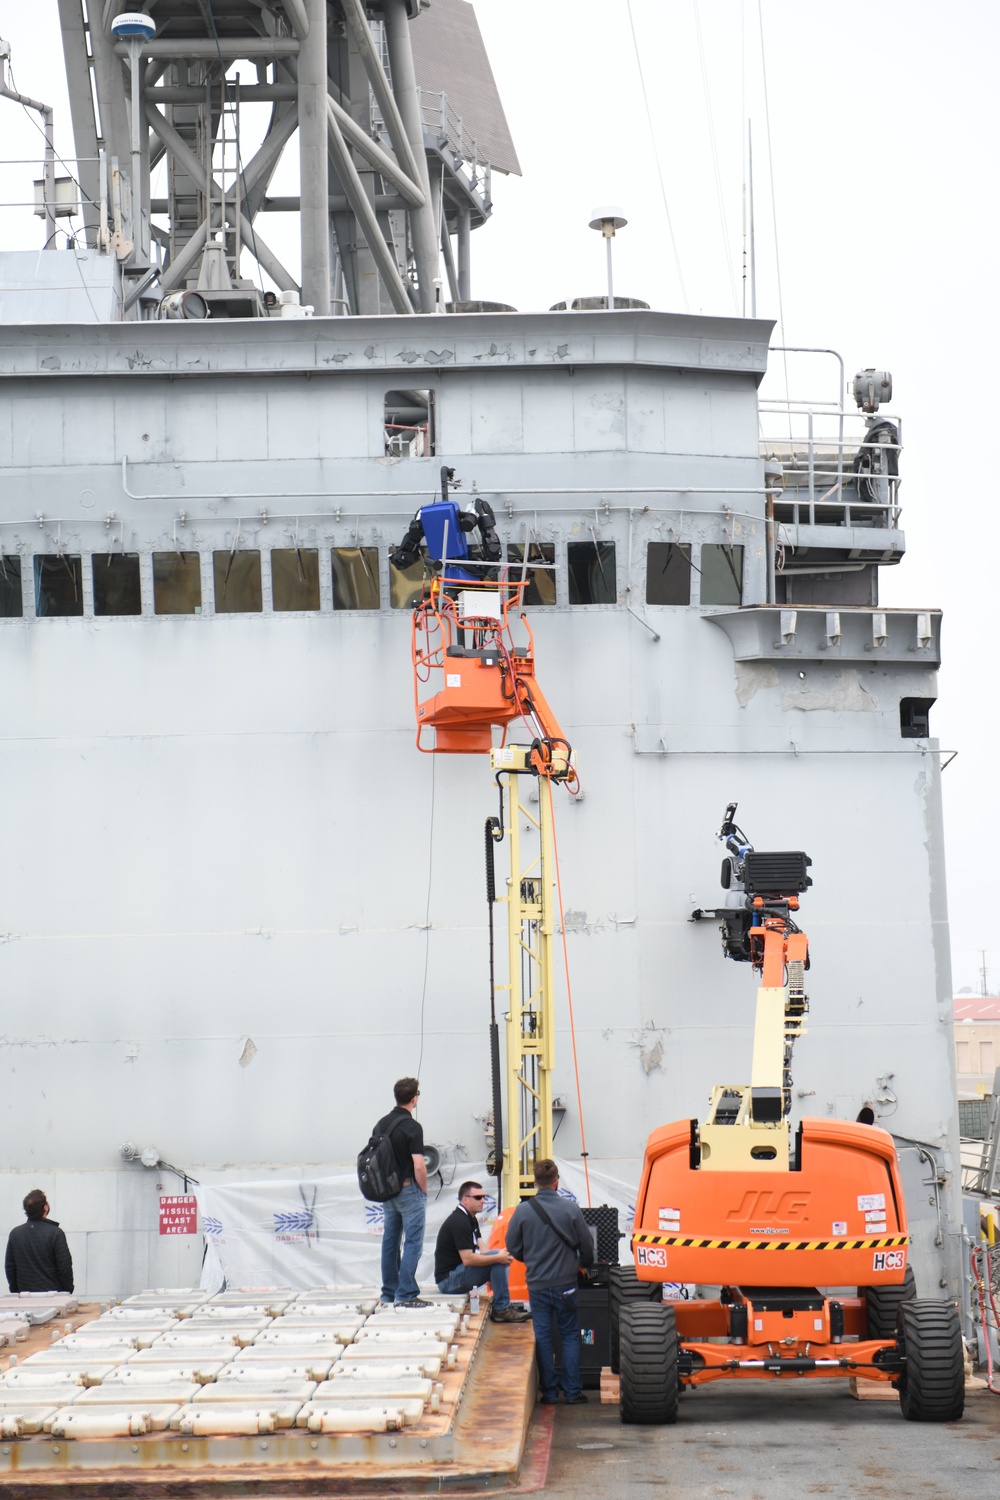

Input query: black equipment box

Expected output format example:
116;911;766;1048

743;850;812;895
549;1284;611;1390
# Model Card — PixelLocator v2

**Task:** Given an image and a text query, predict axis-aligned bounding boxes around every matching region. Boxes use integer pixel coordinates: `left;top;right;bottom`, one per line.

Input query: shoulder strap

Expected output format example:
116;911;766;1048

528;1195;582;1257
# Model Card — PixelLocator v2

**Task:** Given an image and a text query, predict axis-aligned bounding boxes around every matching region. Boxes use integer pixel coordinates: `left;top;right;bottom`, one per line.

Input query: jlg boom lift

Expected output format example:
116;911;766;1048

400;471;575;1215
612;804;966;1423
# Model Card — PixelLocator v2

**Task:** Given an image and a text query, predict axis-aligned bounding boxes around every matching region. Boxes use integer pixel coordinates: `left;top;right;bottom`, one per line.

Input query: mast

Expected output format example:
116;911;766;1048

54;1;511;314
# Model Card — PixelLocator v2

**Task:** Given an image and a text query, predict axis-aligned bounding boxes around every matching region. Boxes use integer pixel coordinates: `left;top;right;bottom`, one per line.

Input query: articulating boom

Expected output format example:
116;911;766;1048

404;515;576;1212
617;806;963;1428
700;803;812;1166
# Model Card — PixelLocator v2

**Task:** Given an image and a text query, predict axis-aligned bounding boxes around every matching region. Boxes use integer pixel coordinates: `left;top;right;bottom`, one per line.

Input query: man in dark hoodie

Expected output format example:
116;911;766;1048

5;1190;74;1293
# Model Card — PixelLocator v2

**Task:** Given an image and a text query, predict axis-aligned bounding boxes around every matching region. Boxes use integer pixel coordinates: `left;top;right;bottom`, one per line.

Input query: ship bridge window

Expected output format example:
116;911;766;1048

272;549;320;612
390;558;426;610
900;697;934;739
385;389;435;458
153;552;202;615
93;553;142;616
646;542;691;605
700;543;744;606
332;547;380;610
34;555;83;617
568;540;616;605
507;543;555;606
0;556;23;617
214;550;262;613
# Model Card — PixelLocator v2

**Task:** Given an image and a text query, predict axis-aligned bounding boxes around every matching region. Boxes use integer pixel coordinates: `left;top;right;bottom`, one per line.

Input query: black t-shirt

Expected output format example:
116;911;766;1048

434;1205;480;1281
373;1106;424;1181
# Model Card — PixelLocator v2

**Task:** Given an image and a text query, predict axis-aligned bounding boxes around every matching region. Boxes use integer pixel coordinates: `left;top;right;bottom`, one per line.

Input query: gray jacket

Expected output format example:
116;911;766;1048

505;1189;592;1291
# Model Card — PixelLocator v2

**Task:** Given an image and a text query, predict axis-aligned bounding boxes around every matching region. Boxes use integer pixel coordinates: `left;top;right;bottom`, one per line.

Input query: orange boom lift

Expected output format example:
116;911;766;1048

408;553;576;1227
612;804;965;1424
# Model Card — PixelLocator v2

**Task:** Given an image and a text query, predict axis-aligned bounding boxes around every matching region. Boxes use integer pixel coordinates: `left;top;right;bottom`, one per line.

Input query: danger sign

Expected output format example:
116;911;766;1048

159;1195;198;1236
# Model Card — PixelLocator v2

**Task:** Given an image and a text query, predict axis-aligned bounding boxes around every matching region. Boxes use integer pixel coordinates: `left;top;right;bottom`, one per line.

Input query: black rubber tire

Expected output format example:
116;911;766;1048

608;1265;663;1375
896;1299;965;1422
864;1265;916;1339
619;1302;679;1425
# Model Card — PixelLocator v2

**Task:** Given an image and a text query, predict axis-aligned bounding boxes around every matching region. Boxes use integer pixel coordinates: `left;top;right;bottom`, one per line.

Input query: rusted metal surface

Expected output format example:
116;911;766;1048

0;1315;538;1497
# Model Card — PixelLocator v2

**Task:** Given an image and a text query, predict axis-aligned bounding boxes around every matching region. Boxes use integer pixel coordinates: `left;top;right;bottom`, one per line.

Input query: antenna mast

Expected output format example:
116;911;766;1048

55;1;507;315
747;119;757;318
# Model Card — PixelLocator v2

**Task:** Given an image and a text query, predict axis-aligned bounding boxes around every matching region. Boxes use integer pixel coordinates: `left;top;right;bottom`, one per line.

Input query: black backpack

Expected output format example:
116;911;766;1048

357;1117;406;1202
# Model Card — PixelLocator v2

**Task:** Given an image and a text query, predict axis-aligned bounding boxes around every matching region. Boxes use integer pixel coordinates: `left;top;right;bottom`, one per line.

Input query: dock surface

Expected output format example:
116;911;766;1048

3;1302;997;1496
539;1382;1000;1500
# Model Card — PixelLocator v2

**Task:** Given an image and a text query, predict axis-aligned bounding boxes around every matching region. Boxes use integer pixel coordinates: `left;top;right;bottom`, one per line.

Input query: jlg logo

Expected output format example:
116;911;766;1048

725;1191;810;1224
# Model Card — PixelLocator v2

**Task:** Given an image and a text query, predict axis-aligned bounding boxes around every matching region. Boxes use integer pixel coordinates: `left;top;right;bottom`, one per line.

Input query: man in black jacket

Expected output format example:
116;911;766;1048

5;1189;74;1294
506;1159;592;1405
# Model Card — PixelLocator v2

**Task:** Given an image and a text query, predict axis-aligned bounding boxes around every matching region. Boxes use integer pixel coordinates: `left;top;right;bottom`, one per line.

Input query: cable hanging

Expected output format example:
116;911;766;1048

625;0;689;313
546;779;592;1207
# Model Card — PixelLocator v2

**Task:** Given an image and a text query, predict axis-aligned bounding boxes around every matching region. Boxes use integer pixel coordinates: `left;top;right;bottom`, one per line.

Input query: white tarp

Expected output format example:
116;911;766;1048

195;1159;641;1293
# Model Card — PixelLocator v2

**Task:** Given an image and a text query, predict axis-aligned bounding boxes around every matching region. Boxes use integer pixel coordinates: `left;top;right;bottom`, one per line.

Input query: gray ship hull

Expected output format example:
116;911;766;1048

0;305;961;1300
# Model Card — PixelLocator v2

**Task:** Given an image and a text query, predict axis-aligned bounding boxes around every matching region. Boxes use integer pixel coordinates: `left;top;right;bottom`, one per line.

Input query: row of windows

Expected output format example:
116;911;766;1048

0;543;744;618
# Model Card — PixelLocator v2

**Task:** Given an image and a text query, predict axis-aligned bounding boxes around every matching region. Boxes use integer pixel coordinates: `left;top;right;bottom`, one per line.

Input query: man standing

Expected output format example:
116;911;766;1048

505;1159;591;1404
435;1181;531;1323
374;1078;430;1307
5;1190;74;1294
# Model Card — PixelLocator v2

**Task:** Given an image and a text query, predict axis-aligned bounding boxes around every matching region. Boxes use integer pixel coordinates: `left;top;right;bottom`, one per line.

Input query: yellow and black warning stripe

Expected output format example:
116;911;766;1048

633;1231;908;1253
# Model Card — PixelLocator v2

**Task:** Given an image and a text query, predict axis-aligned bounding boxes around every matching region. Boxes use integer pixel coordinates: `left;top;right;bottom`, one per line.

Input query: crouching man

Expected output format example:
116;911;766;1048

434;1181;530;1323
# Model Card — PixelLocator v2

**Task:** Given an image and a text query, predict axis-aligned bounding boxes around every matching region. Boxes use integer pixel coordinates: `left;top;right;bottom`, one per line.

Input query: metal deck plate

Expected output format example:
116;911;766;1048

0;1301;537;1495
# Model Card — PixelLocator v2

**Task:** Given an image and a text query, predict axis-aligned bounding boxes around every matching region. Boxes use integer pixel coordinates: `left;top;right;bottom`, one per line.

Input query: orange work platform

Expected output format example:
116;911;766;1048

410;575;573;779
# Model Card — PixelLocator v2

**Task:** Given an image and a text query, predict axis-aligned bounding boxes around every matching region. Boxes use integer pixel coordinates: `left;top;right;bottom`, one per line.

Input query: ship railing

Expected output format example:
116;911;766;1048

961;1139;998;1196
0;152;106;252
759;402;902;531
369;89;492;207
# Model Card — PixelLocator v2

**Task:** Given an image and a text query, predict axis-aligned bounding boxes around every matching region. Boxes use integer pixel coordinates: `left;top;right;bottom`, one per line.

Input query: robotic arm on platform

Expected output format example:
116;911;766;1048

390;466;501;581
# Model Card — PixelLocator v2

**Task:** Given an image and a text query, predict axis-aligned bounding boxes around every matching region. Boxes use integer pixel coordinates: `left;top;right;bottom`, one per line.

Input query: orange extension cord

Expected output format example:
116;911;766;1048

546;777;592;1208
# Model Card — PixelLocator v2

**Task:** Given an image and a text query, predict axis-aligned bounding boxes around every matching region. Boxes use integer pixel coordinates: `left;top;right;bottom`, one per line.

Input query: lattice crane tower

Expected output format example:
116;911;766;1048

55;1;518;315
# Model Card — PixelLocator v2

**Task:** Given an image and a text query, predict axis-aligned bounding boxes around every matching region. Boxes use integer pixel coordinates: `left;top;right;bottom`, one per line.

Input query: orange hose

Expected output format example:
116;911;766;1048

545;777;592;1207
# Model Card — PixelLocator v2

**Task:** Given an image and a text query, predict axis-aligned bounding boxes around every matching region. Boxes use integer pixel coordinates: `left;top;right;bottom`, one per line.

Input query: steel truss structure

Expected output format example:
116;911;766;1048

55;0;513;314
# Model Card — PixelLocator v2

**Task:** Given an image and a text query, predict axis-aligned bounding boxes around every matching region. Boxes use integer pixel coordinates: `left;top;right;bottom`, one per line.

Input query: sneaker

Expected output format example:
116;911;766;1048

396;1297;433;1309
563;1393;589;1404
539;1395;559;1405
490;1305;532;1323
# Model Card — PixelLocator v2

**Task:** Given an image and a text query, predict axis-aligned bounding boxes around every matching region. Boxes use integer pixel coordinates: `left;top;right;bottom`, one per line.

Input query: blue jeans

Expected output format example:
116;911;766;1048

380;1182;426;1303
436;1260;511;1309
530;1284;581;1400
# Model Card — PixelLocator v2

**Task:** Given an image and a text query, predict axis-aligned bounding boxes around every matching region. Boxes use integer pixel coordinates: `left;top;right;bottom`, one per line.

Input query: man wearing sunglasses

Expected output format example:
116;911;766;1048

434;1181;531;1323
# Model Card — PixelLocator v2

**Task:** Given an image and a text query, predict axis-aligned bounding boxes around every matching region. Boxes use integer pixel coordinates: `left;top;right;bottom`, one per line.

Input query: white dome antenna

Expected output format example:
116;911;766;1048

588;205;629;310
111;12;156;41
111;14;156;268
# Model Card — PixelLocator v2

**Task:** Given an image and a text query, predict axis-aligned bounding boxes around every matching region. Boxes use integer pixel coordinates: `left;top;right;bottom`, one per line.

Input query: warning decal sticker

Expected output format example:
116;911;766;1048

633;1231;908;1254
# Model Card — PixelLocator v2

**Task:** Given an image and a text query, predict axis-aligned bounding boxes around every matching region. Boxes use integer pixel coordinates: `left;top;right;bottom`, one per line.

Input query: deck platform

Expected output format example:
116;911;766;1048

0;1296;538;1497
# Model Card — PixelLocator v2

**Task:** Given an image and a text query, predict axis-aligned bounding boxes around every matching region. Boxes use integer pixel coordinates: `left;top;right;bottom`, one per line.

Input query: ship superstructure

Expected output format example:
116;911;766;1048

0;3;961;1307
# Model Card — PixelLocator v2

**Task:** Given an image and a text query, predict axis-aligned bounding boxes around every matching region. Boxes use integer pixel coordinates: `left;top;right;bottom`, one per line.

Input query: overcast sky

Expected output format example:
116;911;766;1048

1;0;997;989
